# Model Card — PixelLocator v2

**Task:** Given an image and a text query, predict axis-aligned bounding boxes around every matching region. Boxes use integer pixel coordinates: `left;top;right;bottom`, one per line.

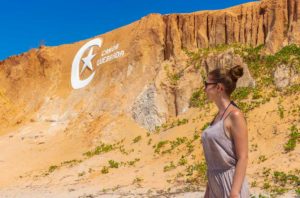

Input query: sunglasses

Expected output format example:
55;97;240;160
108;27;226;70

204;80;219;89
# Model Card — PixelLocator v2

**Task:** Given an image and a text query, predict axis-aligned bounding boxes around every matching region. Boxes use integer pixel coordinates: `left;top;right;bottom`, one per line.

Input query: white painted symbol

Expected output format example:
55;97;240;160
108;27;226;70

71;38;103;89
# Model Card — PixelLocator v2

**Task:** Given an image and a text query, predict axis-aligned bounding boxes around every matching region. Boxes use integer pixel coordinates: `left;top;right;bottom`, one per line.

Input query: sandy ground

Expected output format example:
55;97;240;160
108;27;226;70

0;92;299;197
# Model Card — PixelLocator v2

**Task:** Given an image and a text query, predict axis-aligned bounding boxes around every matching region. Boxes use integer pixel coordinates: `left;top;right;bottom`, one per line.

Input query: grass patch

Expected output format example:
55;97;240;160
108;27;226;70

185;161;207;183
178;155;188;166
284;124;300;152
48;165;58;173
108;160;119;168
258;168;300;197
101;166;109;174
132;135;142;143
153;140;169;154
258;155;267;163
83;142;117;158
163;161;176;172
154;118;189;133
232;87;252;100
189;88;207;108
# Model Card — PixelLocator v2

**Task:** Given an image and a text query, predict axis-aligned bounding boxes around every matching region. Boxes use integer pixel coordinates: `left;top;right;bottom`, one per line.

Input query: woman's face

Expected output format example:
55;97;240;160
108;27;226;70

204;75;219;101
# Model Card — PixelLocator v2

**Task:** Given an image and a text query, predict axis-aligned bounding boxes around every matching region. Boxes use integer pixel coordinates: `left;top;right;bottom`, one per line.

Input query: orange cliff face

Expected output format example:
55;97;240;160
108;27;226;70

0;0;298;136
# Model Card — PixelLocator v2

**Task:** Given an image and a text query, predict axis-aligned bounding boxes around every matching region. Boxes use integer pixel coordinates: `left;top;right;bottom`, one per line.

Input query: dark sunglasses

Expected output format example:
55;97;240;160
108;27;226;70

204;80;219;89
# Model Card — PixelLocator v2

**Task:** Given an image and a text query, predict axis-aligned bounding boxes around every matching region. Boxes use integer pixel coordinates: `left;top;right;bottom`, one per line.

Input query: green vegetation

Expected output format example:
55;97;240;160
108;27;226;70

185;161;207;183
126;158;140;166
201;122;210;131
231;87;252;100
284;124;300;152
46;159;83;175
132;176;143;186
48;165;58;173
185;43;300;114
189;88;207;108
277;99;285;119
132;135;142;143
250;143;258;152
251;180;257;187
250;194;269;198
164;64;184;86
155;118;189;133
176;118;189;125
235;44;300;83
257;168;300;197
118;145;134;155
101;166;109;174
99;158;141;175
108;160;119;168
168;72;182;85
178;155;188;166
258;155;267;163
82;139;125;157
296;188;300;196
61;159;82;167
183;43;242;70
83;142;116;158
284;84;300;95
163;161;176;172
169;159;207;187
153;140;169;154
262;182;271;190
152;133;200;155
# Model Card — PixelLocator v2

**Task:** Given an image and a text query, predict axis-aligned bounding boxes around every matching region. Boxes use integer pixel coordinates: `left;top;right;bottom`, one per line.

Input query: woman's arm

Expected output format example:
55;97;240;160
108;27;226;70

204;182;209;198
229;111;248;198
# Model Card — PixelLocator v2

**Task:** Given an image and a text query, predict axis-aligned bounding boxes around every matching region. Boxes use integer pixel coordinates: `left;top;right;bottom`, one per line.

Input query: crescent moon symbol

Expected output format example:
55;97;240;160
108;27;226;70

71;38;103;89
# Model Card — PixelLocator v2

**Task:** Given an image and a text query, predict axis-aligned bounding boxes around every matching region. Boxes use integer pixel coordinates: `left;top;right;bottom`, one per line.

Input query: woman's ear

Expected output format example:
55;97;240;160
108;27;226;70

218;83;224;92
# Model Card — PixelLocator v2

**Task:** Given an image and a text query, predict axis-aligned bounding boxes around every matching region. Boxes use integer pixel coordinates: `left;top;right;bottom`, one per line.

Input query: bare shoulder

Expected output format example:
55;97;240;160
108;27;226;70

230;110;244;118
229;110;246;122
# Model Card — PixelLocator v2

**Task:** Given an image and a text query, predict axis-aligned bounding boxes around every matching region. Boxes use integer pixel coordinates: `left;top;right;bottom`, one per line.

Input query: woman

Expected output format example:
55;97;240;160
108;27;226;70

201;65;250;198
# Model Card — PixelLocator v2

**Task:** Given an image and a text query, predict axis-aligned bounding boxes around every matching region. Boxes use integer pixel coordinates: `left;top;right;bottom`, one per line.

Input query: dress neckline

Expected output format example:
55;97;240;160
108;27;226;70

208;118;223;128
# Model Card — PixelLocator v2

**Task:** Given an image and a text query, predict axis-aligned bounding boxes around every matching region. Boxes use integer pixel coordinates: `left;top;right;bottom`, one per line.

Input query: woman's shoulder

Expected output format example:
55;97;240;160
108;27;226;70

230;109;243;117
228;108;247;124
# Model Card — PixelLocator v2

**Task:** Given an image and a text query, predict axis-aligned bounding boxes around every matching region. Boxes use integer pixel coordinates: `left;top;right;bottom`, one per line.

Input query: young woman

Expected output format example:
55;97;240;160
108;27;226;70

201;65;250;198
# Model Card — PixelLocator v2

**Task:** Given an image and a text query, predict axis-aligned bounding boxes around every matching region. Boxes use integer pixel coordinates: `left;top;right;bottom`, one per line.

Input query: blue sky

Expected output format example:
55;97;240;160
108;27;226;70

0;0;258;61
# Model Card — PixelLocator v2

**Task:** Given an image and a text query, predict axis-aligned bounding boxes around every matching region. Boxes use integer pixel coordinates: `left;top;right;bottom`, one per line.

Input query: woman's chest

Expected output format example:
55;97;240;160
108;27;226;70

201;120;232;141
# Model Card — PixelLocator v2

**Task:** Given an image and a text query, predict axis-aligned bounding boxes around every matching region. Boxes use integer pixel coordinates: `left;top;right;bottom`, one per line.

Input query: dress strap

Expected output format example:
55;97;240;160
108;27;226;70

210;101;233;126
220;101;232;120
223;111;234;121
222;100;241;121
230;100;240;109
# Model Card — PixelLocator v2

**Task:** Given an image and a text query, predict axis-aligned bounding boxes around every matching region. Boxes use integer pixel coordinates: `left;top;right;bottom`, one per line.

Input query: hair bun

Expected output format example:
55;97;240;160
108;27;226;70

229;65;244;82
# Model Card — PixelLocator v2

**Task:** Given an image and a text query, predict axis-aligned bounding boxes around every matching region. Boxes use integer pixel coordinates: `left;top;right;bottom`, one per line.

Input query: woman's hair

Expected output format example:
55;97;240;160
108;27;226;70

208;65;244;96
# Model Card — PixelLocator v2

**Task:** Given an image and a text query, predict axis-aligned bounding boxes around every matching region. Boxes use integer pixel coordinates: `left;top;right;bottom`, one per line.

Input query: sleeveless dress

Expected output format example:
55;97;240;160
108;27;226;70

201;101;250;198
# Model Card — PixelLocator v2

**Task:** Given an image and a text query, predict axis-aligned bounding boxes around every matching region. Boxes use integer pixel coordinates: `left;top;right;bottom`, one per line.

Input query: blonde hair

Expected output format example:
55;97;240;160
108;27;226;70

208;65;244;96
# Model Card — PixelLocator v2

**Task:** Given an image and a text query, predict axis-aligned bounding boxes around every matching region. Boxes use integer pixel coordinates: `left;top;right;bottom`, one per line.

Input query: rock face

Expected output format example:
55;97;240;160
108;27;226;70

203;49;256;88
0;0;298;132
131;84;167;131
273;63;299;90
163;0;300;56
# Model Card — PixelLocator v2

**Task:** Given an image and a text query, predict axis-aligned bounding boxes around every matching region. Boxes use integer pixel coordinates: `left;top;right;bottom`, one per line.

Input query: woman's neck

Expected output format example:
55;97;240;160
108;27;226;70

215;97;231;115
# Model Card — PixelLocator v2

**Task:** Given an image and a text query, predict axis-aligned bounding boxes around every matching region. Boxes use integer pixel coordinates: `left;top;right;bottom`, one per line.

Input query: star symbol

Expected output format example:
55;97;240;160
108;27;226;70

81;47;96;74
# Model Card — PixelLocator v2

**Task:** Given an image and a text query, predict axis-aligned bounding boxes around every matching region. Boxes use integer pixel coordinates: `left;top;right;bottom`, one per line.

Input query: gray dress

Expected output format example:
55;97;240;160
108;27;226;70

201;102;250;198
